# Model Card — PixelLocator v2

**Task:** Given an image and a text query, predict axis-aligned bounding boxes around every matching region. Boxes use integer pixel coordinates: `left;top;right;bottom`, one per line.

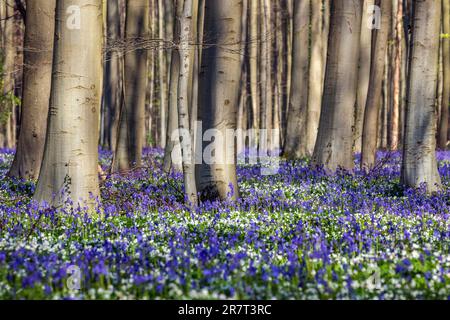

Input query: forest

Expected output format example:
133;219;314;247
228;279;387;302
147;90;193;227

0;0;449;301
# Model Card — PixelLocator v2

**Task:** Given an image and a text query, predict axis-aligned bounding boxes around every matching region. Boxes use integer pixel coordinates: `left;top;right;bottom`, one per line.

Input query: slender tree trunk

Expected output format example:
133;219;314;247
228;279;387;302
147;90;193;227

177;0;197;206
283;0;309;159
113;0;149;172
312;0;362;171
361;0;392;169
401;0;442;193
196;0;242;201
249;0;259;145
306;0;327;156
391;0;403;150
438;0;449;150
158;0;168;148
0;1;16;149
34;0;103;207
354;0;374;153
103;0;121;152
163;23;182;173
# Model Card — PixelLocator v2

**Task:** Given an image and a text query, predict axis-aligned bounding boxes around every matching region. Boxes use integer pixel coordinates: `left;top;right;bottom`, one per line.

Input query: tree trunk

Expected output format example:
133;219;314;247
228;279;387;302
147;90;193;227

401;0;442;193
248;0;259;145
177;0;197;206
158;0;168;149
8;0;55;180
438;0;449;150
361;0;392;169
103;0;121;152
312;0;362;171
196;0;242;201
113;0;149;172
0;1;16;149
163;21;182;173
306;0;328;156
391;0;403;150
283;0;309;159
34;0;103;207
354;0;374;153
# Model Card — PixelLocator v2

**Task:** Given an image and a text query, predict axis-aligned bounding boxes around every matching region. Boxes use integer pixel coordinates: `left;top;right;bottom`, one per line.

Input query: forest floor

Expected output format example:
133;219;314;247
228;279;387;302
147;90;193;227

0;148;449;299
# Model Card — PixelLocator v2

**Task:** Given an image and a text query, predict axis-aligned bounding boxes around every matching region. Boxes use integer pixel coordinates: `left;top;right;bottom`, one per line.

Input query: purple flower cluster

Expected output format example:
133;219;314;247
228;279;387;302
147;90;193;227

0;148;449;299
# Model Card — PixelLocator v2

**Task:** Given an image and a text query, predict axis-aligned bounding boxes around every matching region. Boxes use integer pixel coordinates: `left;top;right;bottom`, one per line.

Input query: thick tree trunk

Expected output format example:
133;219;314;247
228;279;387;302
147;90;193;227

113;0;149;172
361;0;392;169
401;0;442;193
312;0;362;171
8;0;56;180
283;0;309;159
438;0;450;150
196;0;242;201
354;0;374;153
34;0;103;207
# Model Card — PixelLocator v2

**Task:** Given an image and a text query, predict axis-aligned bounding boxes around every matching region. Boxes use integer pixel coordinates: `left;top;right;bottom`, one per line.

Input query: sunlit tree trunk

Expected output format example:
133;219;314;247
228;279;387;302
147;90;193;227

401;0;442;192
113;0;149;172
176;0;197;205
34;0;103;207
312;0;362;171
196;0;242;201
361;0;392;169
391;0;403;150
8;0;56;180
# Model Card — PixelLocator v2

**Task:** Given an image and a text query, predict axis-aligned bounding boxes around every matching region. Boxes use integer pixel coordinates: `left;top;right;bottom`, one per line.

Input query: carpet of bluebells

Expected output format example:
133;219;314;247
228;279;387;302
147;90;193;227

0;148;449;300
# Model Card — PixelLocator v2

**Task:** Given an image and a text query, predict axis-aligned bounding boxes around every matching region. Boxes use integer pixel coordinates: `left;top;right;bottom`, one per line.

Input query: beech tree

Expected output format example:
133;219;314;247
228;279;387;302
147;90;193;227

361;0;392;169
312;0;362;171
34;0;103;207
8;0;56;180
401;0;442;192
113;0;149;172
196;0;243;201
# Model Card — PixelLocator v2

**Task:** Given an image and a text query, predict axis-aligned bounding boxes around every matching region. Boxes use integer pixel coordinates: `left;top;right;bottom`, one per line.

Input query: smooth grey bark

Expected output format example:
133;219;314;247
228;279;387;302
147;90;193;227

163;23;182;173
354;0;374;153
177;0;197;206
438;0;449;149
361;0;392;169
283;0;309;159
312;0;362;171
401;0;442;193
113;0;149;172
196;0;242;201
34;0;103;207
8;0;56;180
